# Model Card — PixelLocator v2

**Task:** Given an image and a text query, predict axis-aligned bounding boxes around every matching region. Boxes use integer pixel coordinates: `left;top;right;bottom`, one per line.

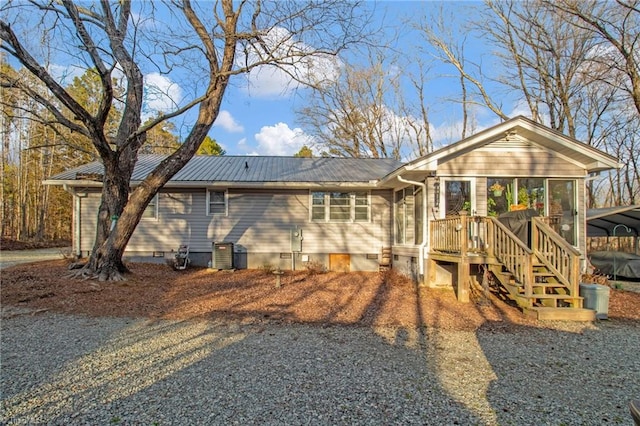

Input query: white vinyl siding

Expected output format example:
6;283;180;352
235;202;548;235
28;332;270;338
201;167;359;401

79;189;393;256
311;191;370;223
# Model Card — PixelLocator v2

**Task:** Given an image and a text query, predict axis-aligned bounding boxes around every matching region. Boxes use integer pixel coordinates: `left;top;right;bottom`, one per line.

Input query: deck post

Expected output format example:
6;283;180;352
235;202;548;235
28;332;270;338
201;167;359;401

531;218;539;253
486;218;495;259
457;211;470;302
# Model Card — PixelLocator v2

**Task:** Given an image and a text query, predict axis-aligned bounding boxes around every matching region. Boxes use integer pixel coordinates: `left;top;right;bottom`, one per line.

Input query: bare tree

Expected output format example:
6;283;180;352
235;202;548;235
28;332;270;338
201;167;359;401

416;6;508;135
398;58;435;156
1;0;369;280
297;47;435;160
545;0;640;117
418;0;639;206
297;54;401;159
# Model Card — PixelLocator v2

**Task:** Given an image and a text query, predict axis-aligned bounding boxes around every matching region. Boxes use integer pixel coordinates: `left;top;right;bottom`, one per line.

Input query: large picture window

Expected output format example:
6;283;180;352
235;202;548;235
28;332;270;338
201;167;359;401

310;191;370;222
486;178;544;216
207;190;227;216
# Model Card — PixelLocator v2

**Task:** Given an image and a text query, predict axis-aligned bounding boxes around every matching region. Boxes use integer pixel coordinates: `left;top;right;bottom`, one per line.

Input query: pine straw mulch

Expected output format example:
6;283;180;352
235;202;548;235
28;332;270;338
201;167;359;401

2;260;639;331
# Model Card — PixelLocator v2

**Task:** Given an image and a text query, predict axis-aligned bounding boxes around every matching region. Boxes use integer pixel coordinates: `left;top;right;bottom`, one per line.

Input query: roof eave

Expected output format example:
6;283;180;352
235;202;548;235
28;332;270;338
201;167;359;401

585;160;623;174
44;180;382;189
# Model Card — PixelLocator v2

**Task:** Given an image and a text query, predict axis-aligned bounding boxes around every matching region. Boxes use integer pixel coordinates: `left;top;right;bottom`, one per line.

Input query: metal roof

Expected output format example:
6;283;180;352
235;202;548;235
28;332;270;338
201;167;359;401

586;205;640;237
47;155;404;185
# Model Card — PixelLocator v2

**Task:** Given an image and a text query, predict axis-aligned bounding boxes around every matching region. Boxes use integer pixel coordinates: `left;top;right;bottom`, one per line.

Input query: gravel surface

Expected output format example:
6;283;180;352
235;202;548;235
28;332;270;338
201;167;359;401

0;248;69;269
2;311;639;425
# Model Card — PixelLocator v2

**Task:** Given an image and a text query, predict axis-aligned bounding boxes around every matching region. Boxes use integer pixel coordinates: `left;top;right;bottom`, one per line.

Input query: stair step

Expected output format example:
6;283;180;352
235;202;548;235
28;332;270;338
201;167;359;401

525;294;582;300
532;283;566;288
524;307;595;321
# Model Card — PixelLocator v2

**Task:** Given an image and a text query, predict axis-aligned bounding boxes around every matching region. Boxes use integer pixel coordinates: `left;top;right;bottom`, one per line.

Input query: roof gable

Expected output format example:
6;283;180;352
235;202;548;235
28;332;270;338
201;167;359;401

399;116;620;175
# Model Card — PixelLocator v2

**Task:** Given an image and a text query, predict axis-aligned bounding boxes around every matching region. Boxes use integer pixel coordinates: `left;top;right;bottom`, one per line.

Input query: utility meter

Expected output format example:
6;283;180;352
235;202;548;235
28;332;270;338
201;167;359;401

290;227;303;252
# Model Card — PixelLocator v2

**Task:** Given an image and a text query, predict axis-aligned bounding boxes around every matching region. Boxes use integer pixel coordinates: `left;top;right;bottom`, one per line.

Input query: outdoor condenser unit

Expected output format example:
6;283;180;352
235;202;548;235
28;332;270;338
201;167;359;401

212;242;234;270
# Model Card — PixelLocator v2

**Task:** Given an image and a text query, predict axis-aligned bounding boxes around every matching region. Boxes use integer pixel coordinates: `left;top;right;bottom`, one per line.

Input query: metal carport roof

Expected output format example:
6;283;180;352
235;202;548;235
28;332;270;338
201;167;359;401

586;205;640;237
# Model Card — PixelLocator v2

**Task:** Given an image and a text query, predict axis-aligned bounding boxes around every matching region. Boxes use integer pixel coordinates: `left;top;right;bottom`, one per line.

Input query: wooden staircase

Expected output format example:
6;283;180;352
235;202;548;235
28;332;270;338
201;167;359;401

488;217;594;321
429;213;595;320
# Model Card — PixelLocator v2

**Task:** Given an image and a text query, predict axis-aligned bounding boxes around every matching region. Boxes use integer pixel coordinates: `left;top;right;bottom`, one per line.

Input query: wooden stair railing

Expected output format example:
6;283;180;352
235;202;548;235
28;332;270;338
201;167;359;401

430;216;464;253
429;215;587;315
487;217;535;299
531;217;581;300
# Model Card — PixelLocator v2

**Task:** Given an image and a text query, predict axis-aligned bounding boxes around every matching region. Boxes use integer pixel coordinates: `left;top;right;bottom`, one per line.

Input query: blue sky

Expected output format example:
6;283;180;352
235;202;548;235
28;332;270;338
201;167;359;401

8;1;522;159
201;1;518;158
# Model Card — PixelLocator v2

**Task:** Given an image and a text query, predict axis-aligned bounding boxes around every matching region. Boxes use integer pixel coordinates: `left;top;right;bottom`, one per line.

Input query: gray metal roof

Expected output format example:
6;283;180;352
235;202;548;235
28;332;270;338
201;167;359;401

47;155;404;184
586;205;640;237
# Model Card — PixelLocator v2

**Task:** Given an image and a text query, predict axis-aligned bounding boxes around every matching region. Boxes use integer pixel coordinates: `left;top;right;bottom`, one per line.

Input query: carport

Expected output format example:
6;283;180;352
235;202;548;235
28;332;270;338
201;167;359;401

586;205;640;252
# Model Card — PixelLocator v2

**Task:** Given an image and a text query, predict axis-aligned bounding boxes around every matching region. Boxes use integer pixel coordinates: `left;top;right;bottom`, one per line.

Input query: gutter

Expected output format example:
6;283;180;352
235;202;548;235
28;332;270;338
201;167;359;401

397;175;428;282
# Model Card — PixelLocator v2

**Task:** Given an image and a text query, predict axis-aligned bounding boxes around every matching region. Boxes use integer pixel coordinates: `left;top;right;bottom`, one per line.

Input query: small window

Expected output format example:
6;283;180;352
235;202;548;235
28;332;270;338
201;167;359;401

207;190;227;216
142;194;158;219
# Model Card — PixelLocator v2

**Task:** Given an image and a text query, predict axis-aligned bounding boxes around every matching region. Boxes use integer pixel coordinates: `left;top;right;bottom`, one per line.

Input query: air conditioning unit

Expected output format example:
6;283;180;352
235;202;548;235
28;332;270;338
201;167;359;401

212;242;234;270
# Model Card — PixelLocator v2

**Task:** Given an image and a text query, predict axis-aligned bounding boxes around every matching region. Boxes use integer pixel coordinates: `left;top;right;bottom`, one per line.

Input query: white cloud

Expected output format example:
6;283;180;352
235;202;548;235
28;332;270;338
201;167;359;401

144;72;183;113
254;122;312;155
238;26;340;98
242;66;295;98
214;110;244;133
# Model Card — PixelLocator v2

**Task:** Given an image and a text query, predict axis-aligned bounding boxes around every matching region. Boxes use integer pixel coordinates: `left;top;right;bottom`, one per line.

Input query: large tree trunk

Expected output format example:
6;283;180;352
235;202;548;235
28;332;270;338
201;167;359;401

80;153;135;280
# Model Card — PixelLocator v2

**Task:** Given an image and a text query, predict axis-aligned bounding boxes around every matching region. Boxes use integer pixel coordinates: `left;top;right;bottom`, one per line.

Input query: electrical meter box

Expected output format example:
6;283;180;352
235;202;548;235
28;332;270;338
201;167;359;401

290;227;303;252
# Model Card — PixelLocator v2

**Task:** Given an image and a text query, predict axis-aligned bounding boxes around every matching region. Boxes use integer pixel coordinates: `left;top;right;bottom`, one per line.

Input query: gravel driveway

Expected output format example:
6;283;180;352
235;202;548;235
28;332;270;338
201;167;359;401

1;311;639;425
0;248;69;269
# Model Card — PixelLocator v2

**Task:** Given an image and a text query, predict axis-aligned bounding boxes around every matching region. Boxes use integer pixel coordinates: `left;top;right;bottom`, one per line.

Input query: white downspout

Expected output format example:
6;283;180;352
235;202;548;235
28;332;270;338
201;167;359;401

64;184;81;258
397;176;428;282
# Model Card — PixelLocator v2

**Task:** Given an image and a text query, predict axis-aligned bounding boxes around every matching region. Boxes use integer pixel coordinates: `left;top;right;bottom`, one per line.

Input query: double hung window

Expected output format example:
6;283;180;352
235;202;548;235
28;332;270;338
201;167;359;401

207;190;227;216
311;192;370;222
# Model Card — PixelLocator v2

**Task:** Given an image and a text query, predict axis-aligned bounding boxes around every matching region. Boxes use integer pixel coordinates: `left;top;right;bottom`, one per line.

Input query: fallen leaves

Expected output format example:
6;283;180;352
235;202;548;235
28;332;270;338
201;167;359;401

2;260;639;330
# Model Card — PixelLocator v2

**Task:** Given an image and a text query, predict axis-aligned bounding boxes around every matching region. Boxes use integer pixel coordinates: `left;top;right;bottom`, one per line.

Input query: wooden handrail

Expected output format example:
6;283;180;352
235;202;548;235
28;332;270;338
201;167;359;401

430;215;535;295
429;214;582;303
488;217;535;296
531;217;581;297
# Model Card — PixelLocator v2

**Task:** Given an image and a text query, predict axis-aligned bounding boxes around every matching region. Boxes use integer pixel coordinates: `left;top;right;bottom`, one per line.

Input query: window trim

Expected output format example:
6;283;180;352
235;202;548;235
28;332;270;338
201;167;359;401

309;191;371;223
206;189;228;216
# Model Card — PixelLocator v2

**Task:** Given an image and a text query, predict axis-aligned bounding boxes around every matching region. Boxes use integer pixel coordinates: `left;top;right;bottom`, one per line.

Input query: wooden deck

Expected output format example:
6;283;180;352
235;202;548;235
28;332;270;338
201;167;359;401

428;212;594;321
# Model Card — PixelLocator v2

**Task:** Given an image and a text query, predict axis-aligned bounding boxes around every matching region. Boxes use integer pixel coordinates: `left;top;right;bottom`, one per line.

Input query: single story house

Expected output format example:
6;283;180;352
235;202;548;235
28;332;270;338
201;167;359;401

46;116;621;319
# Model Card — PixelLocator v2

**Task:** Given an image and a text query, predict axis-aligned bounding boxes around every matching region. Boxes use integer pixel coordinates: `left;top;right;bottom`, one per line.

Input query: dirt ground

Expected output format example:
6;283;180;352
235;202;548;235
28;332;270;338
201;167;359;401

2;260;639;330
